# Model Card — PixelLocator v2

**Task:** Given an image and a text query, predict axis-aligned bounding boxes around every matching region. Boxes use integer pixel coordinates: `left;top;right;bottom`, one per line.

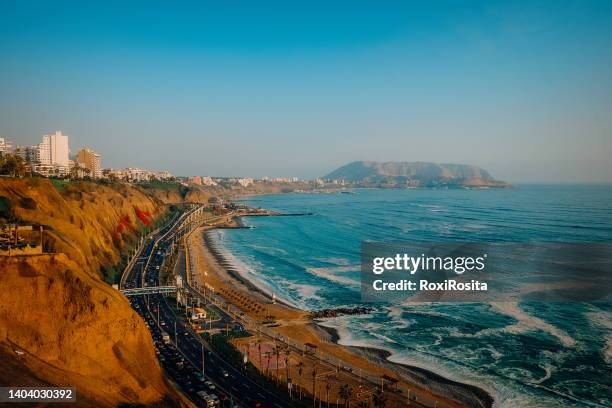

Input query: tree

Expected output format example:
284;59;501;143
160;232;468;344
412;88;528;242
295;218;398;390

312;365;317;400
274;346;281;384
69;163;90;180
339;384;352;408
372;390;387;408
297;362;304;399
284;348;291;386
0;154;27;177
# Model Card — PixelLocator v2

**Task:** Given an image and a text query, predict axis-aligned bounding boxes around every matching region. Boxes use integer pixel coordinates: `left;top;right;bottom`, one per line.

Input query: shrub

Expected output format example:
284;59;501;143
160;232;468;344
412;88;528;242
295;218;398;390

19;197;37;210
0;196;13;220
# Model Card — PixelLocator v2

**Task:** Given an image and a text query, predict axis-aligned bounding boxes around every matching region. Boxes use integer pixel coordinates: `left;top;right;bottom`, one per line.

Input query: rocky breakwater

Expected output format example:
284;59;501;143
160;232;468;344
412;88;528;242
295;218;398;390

309;306;373;318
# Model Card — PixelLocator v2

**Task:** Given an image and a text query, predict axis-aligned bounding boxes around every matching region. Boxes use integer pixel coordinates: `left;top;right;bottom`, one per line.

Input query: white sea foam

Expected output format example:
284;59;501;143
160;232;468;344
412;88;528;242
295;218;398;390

316;257;351;265
416;203;447;213
586;309;612;364
489;302;577;347
384;306;414;329
306;265;360;287
208;233;303;308
318;307;573;408
286;282;322;302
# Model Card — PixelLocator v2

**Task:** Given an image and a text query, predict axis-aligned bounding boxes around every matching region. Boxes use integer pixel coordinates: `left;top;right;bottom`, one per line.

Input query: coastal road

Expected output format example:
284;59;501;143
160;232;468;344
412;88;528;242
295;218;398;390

123;206;303;408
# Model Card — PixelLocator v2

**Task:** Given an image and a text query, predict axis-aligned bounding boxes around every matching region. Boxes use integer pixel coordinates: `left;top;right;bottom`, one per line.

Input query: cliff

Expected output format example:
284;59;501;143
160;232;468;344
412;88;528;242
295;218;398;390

324;161;509;188
0;178;190;407
136;180;316;204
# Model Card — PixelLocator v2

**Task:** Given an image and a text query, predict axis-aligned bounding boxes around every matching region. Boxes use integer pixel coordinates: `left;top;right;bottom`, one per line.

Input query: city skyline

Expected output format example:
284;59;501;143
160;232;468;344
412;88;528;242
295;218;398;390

1;1;612;182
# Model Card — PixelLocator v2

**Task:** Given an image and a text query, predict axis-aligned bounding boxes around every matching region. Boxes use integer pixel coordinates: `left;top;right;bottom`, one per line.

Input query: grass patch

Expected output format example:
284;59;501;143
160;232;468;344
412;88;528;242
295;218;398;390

137;180;181;191
50;178;70;192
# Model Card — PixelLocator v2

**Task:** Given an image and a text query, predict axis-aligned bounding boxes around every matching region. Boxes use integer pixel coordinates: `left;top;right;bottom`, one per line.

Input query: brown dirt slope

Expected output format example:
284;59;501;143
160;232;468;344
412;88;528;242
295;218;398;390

0;178;166;280
0;178;190;407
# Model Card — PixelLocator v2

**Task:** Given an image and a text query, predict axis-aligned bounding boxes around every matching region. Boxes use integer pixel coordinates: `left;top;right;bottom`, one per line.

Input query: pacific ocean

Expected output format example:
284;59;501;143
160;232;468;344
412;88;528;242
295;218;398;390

208;185;612;407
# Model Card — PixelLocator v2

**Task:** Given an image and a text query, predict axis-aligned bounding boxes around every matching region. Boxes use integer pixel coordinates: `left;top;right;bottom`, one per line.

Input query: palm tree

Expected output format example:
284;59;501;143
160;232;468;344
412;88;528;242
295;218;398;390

297;362;304;399
69;163;85;179
0;154;27;178
284;348;291;385
274;346;281;384
339;384;352;408
372;390;387;408
312;365;318;399
258;342;263;370
263;351;272;377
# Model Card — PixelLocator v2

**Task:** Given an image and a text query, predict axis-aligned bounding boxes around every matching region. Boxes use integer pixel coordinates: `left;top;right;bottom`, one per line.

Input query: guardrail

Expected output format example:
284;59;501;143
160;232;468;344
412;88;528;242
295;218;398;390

121;286;177;296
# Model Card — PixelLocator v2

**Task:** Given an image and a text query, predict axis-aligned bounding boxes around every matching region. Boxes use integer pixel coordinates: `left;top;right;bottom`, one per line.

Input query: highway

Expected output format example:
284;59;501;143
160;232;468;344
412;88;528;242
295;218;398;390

122;206;306;408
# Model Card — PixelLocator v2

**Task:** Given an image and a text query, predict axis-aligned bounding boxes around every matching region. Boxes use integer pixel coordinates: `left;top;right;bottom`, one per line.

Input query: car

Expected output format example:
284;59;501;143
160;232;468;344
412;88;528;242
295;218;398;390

221;369;229;378
204;380;216;390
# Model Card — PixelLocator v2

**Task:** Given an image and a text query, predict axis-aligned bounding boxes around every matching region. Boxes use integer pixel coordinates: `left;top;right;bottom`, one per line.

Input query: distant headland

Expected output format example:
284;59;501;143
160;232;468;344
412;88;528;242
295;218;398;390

324;161;510;188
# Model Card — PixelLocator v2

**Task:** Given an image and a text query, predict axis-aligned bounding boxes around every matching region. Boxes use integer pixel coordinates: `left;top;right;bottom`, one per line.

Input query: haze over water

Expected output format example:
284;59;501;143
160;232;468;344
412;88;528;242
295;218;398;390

209;185;612;407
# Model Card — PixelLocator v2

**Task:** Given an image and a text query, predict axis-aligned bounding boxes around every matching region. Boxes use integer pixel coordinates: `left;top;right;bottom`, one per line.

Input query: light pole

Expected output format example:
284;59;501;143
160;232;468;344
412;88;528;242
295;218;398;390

201;344;205;377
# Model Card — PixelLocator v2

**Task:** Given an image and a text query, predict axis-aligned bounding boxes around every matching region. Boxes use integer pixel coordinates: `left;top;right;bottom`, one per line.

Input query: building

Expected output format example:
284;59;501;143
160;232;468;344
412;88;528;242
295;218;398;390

13;145;39;165
0;138;13;155
236;178;253;187
201;176;217;186
38;131;70;175
104;167;172;182
76;148;102;178
156;171;174;180
189;307;207;321
188;176;202;185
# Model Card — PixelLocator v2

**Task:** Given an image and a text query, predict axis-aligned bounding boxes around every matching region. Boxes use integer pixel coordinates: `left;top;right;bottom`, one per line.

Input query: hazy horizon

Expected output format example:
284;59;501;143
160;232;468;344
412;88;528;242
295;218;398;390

1;1;611;182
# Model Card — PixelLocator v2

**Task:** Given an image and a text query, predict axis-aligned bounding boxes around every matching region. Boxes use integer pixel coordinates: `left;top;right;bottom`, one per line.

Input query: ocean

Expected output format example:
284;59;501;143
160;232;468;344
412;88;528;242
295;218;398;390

208;185;612;408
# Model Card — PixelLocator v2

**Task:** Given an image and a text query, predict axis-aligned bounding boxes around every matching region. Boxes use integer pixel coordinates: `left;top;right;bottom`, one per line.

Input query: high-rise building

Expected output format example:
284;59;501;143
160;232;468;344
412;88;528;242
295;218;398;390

14;145;39;164
0;138;13;155
39;131;69;167
76;148;102;178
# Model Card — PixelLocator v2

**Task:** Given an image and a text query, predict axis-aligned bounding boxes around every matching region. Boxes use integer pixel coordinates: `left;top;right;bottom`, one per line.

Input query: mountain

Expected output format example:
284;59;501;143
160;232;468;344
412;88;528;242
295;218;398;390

324;161;509;188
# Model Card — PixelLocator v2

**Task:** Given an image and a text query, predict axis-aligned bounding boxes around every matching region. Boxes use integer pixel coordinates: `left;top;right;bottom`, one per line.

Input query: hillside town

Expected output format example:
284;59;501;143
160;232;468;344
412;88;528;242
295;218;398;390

0;132;309;188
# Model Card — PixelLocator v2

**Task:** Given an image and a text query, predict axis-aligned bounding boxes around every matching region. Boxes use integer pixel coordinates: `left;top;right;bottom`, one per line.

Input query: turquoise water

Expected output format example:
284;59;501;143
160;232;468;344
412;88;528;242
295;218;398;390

209;185;612;407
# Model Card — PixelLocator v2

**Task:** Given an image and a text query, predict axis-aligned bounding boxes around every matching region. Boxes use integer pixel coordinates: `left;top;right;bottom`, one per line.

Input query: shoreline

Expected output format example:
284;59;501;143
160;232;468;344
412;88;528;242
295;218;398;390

316;324;494;408
193;212;494;408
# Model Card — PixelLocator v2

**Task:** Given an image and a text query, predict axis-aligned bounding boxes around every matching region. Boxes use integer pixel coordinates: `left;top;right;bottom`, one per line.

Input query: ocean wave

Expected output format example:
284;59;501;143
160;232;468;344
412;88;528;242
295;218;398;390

285;282;322;303
489;302;577;347
315;257;351;265
585;309;612;364
306;265;361;287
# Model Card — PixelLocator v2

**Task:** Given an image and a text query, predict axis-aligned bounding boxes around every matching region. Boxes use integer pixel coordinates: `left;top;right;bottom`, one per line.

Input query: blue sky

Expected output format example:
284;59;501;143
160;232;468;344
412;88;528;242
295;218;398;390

1;1;611;181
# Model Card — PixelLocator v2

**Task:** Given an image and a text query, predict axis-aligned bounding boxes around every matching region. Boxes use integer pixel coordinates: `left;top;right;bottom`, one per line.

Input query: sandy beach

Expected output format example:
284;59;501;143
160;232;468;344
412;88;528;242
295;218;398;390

186;214;494;408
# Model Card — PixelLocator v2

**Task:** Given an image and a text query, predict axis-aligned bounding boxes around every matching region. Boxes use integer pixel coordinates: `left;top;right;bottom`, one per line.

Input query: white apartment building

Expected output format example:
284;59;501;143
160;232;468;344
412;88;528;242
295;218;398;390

0;138;13;154
39;131;70;168
237;178;254;187
201;176;217;186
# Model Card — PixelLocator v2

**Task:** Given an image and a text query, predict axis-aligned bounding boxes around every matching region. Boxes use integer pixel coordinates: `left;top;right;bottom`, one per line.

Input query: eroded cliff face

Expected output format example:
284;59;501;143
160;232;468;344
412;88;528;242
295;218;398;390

0;179;189;407
0;179;165;281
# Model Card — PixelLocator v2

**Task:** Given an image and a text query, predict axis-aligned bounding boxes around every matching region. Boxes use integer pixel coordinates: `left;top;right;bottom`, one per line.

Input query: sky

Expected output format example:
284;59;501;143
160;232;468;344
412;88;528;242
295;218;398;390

1;1;611;182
